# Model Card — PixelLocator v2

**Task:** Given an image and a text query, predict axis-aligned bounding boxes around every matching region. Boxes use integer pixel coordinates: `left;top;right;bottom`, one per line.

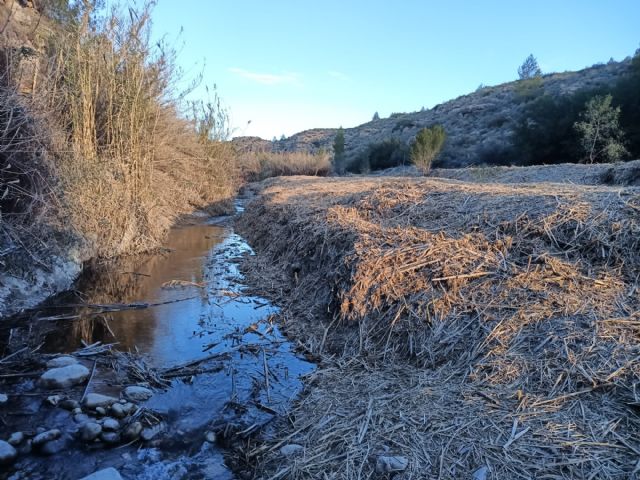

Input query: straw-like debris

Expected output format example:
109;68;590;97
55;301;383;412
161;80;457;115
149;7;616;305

236;175;640;479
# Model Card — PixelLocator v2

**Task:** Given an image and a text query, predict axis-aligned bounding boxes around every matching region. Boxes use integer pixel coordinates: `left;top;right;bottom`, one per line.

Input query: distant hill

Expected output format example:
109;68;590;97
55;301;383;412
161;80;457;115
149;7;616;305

233;59;634;168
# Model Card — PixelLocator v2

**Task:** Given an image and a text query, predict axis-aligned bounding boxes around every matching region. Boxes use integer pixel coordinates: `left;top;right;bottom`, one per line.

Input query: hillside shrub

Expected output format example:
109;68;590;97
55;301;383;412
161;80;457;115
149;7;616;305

410;126;446;172
346;139;409;173
574;94;627;163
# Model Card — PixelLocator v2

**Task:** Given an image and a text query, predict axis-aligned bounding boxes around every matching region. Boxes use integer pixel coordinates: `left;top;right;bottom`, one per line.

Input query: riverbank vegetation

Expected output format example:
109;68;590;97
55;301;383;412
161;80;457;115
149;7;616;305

0;1;236;265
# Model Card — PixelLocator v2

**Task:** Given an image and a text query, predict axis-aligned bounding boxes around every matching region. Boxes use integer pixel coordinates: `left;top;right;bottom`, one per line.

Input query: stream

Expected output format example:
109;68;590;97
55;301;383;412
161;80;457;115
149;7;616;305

0;201;313;479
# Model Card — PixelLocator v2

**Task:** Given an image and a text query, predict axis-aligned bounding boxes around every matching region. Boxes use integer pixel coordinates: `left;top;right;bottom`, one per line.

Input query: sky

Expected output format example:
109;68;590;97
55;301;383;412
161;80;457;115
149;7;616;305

148;1;640;140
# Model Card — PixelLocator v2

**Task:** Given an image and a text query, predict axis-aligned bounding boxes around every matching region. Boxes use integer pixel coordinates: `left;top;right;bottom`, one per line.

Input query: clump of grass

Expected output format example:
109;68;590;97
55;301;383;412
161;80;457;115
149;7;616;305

237;150;331;182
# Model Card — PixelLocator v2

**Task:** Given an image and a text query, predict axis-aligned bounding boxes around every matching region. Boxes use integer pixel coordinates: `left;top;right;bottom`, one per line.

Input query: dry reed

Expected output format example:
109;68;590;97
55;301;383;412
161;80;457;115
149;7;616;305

236;176;640;479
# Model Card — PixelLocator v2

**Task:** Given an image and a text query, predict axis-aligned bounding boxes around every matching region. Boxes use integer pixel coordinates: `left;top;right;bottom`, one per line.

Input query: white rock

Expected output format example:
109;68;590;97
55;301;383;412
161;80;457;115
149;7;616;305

110;403;126;418
39;364;90;389
101;417;119;431
280;444;304;457
123;385;153;402
140;423;165;441
0;440;17;465
79;422;102;442
46;394;63;406
205;431;217;443
7;432;24;446
375;455;409;473
33;429;61;447
0;393;8;405
83;393;118;409
46;355;78;368
473;466;489;480
79;467;123;480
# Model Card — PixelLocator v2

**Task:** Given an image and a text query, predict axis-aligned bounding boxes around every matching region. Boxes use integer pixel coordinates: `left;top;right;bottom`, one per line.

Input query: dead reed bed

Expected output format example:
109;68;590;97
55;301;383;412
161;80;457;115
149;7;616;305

237;150;332;182
236;176;640;479
0;1;237;269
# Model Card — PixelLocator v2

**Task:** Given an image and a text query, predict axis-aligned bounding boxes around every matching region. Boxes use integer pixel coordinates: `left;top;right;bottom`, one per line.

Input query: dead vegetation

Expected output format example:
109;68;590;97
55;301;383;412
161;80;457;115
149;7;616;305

0;1;237;268
236;175;640;479
237;150;332;182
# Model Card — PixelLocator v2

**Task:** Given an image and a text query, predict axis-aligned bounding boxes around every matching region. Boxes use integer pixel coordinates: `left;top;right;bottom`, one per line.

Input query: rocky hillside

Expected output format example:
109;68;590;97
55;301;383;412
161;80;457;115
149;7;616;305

233;59;634;168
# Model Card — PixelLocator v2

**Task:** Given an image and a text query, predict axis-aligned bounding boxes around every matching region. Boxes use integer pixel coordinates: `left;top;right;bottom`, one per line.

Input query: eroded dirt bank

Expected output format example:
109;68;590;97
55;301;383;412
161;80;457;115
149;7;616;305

236;175;640;479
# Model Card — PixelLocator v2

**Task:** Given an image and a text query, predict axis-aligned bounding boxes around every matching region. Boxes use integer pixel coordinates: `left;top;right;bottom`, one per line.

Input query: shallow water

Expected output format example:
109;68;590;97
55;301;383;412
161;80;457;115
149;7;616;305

3;207;313;479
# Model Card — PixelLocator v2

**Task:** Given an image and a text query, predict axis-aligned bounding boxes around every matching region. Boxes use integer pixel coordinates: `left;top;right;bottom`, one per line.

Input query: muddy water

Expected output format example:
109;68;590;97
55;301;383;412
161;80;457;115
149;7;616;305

3;207;313;479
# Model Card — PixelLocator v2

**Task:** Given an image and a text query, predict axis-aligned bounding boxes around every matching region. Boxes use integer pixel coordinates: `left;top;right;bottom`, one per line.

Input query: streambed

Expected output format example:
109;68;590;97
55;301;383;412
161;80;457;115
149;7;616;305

0;202;313;479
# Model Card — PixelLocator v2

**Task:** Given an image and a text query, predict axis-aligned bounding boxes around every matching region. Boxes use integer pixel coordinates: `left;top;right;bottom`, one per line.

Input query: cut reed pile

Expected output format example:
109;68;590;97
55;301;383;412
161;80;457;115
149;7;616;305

236;176;640;479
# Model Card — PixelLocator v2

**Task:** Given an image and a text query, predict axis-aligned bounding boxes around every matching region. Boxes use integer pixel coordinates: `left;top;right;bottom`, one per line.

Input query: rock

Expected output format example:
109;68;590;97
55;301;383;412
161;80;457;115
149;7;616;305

46;394;63;406
0;440;17;465
375;455;409;473
95;407;106;416
59;399;80;410
110;403;126;418
18;439;32;455
39;436;68;455
204;431;217;443
72;407;83;415
0;393;8;405
79;467;123;480
101;417;119;431
123;421;142;440
83;393;118;409
100;431;120;444
123;385;153;402
280;444;304;457
7;432;24;446
32;429;61;447
79;422;102;442
39;364;90;389
140;423;165;441
46;355;78;368
74;413;90;423
472;466;489;480
122;403;136;415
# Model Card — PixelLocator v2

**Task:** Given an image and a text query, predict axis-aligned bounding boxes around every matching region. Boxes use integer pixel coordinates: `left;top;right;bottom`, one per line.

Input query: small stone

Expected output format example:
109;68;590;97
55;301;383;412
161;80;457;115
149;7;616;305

122;403;136;415
18;439;32;455
0;393;8;405
46;394;63;406
72;407;83;415
74;413;90;423
0;440;17;465
375;455;409;473
79;467;123;480
101;417;119;431
36;427;46;434
79;422;102;442
204;431;217;443
100;431;120;444
46;356;78;368
472;466;489;480
110;403;126;418
122;386;153;402
140;423;165;441
39;364;90;389
280;444;304;457
59;399;80;410
123;421;142;440
8;432;24;446
83;393;118;409
95;407;106;416
32;429;61;447
39;436;68;455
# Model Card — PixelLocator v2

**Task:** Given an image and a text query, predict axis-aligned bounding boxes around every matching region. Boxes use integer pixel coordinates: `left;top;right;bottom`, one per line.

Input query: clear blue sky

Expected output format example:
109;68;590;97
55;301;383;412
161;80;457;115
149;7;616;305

149;0;639;140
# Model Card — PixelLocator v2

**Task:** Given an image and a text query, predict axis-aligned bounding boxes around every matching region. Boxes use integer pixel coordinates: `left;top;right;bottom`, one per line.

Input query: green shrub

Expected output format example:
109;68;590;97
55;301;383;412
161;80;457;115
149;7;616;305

574;94;627;163
410;126;446;172
346;139;408;173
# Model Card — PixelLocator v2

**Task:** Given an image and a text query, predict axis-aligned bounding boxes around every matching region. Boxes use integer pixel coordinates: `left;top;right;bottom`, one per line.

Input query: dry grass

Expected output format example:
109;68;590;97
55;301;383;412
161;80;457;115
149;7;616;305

237;150;332;182
236;176;640;479
0;2;237;264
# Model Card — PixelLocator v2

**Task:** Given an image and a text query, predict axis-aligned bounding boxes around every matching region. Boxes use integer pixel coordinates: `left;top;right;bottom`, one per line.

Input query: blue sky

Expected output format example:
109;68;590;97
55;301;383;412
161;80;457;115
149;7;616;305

149;1;639;140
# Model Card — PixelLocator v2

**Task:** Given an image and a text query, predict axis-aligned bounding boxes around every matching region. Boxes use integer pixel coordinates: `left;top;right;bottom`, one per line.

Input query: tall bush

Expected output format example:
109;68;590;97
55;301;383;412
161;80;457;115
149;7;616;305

410;125;446;172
